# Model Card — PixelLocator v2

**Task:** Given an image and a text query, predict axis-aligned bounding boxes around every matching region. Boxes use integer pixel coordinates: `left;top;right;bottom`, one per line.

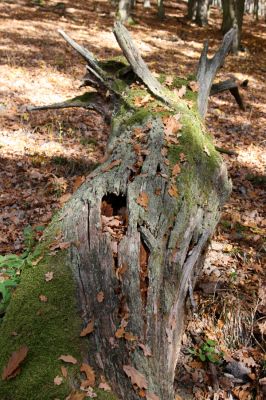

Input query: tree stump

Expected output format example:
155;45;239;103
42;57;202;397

28;23;235;400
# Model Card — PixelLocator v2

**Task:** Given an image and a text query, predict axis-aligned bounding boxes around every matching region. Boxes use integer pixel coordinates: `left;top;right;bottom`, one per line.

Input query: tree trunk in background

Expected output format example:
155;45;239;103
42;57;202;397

221;0;245;52
144;0;151;8
157;0;165;19
27;24;235;400
195;0;210;25
118;0;132;22
188;0;198;20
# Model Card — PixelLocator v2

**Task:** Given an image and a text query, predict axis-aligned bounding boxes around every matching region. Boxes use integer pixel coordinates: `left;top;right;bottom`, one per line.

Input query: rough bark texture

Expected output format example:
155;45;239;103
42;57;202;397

196;27;236;117
29;23;233;400
221;0;245;52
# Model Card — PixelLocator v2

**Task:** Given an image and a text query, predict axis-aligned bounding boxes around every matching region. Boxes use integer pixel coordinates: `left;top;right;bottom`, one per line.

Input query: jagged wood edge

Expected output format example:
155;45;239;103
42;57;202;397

197;28;237;118
113;21;174;107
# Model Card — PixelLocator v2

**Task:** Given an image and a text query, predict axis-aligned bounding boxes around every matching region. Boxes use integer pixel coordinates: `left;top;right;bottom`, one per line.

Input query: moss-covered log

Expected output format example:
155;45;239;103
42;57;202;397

0;23;234;400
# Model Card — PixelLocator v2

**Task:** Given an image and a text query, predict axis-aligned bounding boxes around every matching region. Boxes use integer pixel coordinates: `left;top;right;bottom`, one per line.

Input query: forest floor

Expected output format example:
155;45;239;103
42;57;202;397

0;0;265;399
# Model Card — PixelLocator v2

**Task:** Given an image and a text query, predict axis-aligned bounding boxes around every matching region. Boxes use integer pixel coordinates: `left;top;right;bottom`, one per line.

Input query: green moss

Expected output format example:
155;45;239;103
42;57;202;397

0;246;83;400
95;388;118;399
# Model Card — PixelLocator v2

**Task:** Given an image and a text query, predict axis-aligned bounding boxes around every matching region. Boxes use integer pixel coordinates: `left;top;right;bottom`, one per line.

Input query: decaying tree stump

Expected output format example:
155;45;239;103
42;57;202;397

29;23;235;400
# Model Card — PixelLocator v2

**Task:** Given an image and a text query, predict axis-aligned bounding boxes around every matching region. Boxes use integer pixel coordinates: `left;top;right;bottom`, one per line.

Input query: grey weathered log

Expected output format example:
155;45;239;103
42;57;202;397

211;78;245;110
113;21;173;107
197;28;237;117
28;26;232;400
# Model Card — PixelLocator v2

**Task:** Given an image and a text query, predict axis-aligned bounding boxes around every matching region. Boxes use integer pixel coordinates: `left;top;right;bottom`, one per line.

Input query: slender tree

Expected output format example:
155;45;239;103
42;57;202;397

221;0;245;52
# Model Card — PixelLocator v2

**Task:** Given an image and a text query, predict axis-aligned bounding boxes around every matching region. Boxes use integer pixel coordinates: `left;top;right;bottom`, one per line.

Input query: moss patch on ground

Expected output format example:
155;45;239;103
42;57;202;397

0;246;83;400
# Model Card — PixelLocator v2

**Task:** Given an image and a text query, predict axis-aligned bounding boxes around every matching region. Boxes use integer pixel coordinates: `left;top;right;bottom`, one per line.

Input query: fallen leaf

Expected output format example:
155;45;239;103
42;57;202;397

102;159;122;172
124;332;137;341
163;114;182;136
155;188;161;196
164;76;174;86
146;391;160;400
61;366;68;378
138;343;152;357
168;184;178;198
58;354;77;364
96;291;104;303
123;365;148;389
115;326;125;339
45;271;54;282
136;192;149;210
31;255;44;266
175;85;187;98
2;346;28;380
67;392;86;400
54;375;63;385
80;363;95;387
59;193;71;205
99;382;111;391
39;294;48;302
80;320;94;337
134;94;151;107
73;176;85;191
189;81;199;92
161;147;168;157
172;163;181;176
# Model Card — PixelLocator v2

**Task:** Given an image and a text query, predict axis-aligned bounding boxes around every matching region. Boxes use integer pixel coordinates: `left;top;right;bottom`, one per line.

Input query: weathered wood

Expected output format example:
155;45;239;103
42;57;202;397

211;78;245;110
28;26;232;400
113;22;173;107
197;28;237;117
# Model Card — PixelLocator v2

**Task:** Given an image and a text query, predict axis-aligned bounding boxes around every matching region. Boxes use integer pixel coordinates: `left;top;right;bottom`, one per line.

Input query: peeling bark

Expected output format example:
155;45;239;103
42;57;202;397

29;24;232;400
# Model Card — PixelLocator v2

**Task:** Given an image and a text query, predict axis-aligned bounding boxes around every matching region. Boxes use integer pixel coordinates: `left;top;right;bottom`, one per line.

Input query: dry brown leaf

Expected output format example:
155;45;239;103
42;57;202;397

134;94;151;107
168;184;178;198
179;152;186;162
96;291;104;303
31;255;44;266
163;114;182;136
45;271;54;282
175;85;187;98
138;343;152;357
39;294;48;302
67;392;86;400
155;188;161;196
99;382;112;391
124;332;137;341
58;354;77;364
59;193;71;205
115;326;125;339
61;366;68;378
2;345;28;380
123;365;148;389
73;176;85;192
80;363;95;387
146;391;160;400
54;375;63;385
136;192;149;210
164;76;174;86
189;81;199;92
161;147;168;157
80;320;94;337
172;163;181;176
102;159;122;172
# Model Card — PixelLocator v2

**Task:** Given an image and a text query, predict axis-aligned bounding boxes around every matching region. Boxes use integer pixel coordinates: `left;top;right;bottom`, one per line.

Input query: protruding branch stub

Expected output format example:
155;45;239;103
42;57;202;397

196;28;237;118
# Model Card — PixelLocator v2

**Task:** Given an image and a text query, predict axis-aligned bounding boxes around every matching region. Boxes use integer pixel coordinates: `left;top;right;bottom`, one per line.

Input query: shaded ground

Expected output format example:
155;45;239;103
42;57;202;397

0;0;265;399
